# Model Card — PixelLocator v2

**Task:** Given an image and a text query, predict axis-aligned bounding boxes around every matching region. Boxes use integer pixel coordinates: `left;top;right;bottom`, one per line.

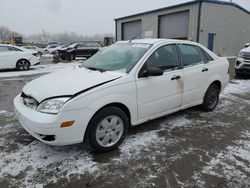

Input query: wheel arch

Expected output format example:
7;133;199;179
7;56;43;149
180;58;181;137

83;102;131;143
16;58;31;66
211;80;222;91
202;79;222;101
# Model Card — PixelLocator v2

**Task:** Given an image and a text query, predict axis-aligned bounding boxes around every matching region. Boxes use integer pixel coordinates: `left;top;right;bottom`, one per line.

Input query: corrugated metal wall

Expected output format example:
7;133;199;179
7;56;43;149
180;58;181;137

158;10;190;39
122;20;142;40
116;4;199;42
115;2;250;56
199;2;250;56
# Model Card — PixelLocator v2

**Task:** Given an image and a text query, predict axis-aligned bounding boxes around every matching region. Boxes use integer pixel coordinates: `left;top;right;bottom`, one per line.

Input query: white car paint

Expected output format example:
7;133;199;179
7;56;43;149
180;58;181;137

45;44;62;54
22;67;125;103
235;46;250;74
0;44;40;70
23;45;45;55
14;39;230;146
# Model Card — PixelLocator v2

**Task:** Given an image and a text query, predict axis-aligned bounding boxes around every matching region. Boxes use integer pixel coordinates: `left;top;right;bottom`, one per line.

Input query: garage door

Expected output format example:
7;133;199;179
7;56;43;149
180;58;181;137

122;20;142;40
158;11;190;40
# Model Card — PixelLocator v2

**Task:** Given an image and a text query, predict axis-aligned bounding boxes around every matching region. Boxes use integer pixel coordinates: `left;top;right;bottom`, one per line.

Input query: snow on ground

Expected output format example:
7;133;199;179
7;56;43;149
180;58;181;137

0;62;81;78
0;141;98;186
193;130;250;187
160;115;192;130
223;79;250;95
0;111;192;187
0;110;14;117
0;77;249;187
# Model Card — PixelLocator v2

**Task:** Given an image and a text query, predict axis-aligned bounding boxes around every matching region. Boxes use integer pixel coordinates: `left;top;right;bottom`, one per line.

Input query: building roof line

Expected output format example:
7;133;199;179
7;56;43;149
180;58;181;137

114;0;250;21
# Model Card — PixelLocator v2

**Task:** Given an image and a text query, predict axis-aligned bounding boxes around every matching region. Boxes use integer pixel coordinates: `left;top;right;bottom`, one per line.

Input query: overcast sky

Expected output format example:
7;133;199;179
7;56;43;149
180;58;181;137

0;0;249;36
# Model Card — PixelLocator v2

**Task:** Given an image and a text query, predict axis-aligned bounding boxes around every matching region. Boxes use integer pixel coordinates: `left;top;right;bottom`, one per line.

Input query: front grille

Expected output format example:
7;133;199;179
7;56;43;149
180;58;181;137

21;92;38;109
242;64;250;69
242;52;250;60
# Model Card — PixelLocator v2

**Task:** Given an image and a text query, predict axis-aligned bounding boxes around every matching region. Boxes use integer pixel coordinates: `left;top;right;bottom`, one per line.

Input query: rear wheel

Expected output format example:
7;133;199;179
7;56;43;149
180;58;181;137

70;54;75;61
201;83;220;111
88;106;129;152
66;53;74;61
16;59;30;71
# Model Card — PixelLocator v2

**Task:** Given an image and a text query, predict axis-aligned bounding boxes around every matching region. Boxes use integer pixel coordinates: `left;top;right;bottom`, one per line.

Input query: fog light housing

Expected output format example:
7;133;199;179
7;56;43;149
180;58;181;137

236;61;241;66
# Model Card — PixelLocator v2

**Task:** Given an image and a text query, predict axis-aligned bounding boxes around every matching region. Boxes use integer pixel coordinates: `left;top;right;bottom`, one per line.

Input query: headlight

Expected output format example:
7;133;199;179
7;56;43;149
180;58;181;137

238;52;244;58
37;97;70;114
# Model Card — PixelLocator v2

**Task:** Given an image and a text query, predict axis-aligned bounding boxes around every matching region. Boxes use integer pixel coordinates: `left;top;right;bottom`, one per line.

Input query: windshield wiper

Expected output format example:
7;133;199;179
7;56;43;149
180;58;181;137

84;67;106;73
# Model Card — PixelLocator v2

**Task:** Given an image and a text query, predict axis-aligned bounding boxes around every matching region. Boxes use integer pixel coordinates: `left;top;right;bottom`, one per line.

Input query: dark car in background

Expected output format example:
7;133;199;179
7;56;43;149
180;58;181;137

58;41;101;61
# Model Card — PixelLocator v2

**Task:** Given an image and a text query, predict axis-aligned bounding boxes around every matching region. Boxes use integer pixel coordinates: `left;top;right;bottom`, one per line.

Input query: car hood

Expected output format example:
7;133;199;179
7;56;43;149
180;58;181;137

22;66;124;102
241;46;250;53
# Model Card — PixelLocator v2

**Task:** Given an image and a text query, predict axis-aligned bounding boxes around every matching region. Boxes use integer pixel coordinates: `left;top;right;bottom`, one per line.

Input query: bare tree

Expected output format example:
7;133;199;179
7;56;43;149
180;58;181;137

0;26;22;42
26;32;114;45
0;25;114;45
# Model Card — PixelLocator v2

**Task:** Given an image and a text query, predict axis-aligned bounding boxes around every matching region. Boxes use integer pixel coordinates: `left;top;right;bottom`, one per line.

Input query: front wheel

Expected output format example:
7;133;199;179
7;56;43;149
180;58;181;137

88;106;129;152
16;59;30;71
201;83;220;111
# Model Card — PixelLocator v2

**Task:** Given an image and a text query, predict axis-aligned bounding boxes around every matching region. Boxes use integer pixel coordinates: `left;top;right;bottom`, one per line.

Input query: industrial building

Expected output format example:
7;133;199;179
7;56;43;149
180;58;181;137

115;0;250;56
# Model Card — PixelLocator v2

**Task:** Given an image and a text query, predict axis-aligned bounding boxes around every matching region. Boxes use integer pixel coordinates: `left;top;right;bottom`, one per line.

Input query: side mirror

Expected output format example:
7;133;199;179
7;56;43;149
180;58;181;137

245;43;250;48
140;67;163;78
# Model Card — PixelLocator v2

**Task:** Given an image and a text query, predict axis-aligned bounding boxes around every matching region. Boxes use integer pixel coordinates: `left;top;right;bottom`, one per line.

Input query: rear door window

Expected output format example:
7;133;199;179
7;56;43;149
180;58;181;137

179;44;203;67
198;47;214;62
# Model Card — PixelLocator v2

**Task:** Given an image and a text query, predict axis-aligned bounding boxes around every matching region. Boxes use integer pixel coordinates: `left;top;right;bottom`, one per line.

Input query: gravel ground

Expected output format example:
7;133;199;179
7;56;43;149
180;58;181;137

0;61;249;188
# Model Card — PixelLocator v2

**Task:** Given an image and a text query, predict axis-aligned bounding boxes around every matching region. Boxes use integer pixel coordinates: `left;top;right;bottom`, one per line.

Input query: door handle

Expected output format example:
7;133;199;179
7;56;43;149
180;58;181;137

202;68;209;72
171;75;181;80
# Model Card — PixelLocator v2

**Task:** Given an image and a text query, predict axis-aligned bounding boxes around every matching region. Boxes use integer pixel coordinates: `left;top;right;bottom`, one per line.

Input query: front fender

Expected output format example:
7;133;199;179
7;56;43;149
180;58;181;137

87;93;137;124
63;81;138;125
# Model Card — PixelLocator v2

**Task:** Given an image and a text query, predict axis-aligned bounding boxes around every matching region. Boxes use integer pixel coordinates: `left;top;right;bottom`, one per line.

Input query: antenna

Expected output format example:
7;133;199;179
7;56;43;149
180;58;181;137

129;22;156;43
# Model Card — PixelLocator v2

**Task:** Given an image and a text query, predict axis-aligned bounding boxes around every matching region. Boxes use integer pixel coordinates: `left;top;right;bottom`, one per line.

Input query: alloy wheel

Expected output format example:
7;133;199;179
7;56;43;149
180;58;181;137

95;115;124;147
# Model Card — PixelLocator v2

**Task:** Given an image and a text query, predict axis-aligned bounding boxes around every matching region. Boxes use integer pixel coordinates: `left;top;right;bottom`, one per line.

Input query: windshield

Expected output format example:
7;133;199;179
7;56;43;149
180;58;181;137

68;43;78;48
81;43;151;73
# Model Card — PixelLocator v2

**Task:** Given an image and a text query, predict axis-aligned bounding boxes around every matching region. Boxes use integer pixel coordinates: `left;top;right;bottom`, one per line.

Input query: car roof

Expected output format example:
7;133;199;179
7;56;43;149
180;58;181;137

117;38;198;45
0;44;14;47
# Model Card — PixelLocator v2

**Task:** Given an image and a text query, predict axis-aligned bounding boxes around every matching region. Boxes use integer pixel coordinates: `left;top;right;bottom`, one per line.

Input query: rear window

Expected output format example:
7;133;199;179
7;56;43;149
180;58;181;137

199;47;214;62
0;46;10;52
85;42;100;47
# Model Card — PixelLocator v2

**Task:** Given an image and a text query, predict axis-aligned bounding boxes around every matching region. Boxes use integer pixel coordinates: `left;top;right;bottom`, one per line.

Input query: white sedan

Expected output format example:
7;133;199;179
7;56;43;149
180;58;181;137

0;44;40;71
14;39;229;152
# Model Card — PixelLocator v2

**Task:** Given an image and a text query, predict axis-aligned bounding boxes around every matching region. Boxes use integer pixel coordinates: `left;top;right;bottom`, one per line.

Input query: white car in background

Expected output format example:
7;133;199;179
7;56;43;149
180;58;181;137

14;45;41;57
44;44;62;54
23;45;44;57
235;43;250;76
0;44;40;71
14;39;229;152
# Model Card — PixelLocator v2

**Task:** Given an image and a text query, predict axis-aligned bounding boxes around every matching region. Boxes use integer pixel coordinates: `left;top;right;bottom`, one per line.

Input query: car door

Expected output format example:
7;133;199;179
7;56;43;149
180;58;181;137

177;44;211;108
136;44;184;122
74;43;85;57
0;46;17;69
88;42;100;56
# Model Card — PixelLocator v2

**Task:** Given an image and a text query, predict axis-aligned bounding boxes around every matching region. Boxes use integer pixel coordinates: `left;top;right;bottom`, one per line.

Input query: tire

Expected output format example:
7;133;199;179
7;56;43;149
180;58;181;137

87;106;129;153
201;83;220;112
16;59;30;71
71;54;75;61
66;53;74;61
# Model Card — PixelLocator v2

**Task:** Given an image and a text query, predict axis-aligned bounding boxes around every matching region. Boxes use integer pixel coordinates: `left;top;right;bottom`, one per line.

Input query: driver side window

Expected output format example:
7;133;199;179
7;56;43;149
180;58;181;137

146;45;178;71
